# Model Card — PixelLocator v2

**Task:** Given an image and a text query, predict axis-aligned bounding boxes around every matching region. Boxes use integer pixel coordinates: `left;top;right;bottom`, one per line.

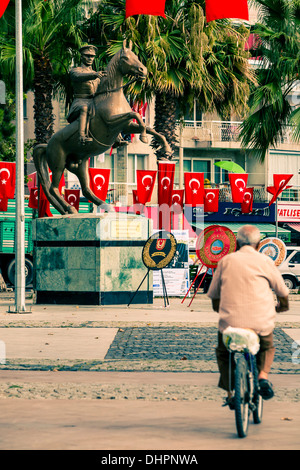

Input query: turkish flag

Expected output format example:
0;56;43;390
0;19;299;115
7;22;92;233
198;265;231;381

0;196;8;212
136;169;156;205
89;168;110;201
125;0;166;18
0;161;16;199
206;0;249;23
229;173;248;203
241;188;254;213
171;189;184;213
204;188;219;212
157;162;175;207
64;189;80;212
28;187;39;210
267;174;293;206
132;189;145;215
38;171;65;218
0;0;10;18
184;172;204;206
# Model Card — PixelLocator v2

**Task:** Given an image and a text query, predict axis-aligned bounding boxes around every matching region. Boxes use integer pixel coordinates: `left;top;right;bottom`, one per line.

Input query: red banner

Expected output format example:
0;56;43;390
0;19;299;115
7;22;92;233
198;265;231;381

267;174;293;206
136;170;157;205
171;189;184;213
204;188;219;213
28;187;38;210
241;188;254;213
89;168;110;202
206;0;249;23
184;172;204;206
157;162;175;207
229;173;248;203
0;161;16;199
125;0;166;18
38;171;65;218
0;0;10;18
0;196;8;212
64;189;80;212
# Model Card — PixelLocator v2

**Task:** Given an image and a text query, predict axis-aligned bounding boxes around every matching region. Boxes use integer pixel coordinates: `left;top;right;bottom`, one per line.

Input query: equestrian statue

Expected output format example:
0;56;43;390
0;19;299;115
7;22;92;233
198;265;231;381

33;41;173;216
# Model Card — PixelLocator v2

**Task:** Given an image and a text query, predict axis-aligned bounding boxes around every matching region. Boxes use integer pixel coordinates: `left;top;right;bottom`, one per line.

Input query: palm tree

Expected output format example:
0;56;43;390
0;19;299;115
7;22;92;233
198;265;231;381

0;0;87;144
239;0;300;161
87;0;255;159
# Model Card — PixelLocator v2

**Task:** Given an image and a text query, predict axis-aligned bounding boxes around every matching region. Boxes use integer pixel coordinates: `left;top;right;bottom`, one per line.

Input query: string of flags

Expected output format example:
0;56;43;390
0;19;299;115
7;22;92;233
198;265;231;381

1;0;249;22
0;162;293;219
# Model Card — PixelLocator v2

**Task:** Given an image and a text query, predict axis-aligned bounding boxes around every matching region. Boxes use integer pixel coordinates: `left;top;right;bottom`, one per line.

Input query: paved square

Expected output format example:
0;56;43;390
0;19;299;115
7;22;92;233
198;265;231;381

0;328;118;360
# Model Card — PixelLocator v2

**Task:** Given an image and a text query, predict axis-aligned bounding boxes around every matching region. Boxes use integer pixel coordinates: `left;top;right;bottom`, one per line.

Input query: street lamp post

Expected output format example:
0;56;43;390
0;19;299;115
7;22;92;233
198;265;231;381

9;0;28;313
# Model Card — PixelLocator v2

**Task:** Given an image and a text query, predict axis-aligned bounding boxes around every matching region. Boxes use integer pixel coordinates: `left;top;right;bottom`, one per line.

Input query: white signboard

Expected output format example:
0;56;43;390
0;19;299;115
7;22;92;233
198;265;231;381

153;229;190;297
277;203;300;222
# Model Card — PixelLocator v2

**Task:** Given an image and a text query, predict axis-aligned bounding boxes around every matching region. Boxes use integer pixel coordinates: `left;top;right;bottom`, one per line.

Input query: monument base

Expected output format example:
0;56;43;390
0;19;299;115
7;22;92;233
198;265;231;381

33;212;153;305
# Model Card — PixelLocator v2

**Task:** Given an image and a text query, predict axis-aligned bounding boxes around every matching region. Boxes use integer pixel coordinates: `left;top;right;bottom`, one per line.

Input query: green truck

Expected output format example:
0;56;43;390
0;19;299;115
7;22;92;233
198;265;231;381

0;199;93;287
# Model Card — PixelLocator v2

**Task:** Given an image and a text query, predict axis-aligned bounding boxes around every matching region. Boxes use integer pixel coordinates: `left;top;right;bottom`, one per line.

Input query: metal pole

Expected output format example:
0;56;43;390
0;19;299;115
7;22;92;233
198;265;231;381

11;0;27;313
275;198;278;238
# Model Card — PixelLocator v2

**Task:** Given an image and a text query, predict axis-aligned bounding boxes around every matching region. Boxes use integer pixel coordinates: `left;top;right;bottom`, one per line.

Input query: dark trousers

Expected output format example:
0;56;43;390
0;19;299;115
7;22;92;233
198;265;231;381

216;331;275;392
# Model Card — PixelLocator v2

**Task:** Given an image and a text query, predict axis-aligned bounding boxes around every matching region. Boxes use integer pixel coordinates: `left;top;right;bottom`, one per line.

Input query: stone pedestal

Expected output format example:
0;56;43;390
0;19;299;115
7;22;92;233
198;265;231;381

32;213;153;305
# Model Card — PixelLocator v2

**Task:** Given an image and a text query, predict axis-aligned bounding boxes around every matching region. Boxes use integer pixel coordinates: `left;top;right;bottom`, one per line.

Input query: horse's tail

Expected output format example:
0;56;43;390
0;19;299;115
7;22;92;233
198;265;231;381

33;144;51;198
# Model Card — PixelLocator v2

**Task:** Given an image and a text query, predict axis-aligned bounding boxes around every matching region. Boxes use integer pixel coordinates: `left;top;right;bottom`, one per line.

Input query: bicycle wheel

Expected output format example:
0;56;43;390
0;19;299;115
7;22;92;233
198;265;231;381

252;357;263;424
234;355;250;438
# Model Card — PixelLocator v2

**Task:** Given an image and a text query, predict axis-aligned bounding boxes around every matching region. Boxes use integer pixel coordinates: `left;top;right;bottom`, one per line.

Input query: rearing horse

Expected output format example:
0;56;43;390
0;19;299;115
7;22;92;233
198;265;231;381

33;41;172;215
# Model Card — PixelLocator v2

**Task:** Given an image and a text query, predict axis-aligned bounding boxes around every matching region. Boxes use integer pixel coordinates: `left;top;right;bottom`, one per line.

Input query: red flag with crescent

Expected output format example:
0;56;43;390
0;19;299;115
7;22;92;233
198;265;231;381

38;171;65;218
64;189;80;212
136;170;157;205
28;187;39;210
241;187;254;213
89;168;110;201
229;173;248;203
205;0;249;23
171;189;184;213
0;161;16;199
184;172;204;206
267;174;293;206
204;188;219;212
158;162;175;207
125;0;166;18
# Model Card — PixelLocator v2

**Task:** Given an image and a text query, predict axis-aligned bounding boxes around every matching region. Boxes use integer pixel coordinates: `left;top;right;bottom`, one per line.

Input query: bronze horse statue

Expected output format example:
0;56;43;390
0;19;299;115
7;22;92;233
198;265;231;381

33;41;172;215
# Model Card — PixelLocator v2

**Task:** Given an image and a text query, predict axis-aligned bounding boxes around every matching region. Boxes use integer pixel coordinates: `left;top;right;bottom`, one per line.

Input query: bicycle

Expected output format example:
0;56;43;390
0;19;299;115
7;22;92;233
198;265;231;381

223;328;264;438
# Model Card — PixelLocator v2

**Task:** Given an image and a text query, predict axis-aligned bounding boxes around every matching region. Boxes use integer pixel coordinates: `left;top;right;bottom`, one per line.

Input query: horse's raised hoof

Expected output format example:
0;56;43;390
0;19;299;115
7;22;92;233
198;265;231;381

139;134;148;144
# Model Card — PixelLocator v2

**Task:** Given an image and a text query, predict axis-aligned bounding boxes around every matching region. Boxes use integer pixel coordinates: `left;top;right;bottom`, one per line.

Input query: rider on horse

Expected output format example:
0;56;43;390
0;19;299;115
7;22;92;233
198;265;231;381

67;44;127;147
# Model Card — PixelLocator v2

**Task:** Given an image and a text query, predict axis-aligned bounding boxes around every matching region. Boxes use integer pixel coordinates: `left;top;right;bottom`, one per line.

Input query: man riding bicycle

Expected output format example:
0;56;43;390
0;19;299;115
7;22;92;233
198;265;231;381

207;225;289;407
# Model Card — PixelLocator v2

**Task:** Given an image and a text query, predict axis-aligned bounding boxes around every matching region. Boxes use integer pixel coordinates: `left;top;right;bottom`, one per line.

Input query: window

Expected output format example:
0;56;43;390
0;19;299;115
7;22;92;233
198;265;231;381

174;157;231;185
128;154;146;184
290;252;300;264
94;153;115;182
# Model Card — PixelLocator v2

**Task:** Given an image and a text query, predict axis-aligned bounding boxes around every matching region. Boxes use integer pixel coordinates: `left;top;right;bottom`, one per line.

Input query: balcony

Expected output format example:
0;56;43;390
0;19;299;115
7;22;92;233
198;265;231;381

177;121;298;149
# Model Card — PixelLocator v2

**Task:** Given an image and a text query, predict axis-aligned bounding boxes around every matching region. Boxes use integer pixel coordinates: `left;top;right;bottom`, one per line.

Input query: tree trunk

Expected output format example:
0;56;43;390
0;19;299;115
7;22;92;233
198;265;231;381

152;91;178;160
33;55;54;144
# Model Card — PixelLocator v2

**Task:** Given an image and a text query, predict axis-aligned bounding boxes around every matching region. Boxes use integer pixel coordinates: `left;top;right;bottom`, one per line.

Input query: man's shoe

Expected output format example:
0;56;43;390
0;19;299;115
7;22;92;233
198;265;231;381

258;379;274;400
222;396;235;410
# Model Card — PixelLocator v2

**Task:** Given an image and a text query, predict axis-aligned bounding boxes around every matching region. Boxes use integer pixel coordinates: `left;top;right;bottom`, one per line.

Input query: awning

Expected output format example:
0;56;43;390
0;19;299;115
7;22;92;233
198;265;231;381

286;223;300;233
201;223;291;242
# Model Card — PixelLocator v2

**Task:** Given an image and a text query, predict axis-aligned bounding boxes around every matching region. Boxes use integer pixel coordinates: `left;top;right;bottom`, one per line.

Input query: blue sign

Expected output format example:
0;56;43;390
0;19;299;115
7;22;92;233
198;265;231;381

201;202;276;223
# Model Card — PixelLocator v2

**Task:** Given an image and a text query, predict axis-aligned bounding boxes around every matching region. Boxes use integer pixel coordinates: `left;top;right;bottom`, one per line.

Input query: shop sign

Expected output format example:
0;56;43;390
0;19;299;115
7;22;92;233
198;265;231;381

203;202;276;223
277;203;300;222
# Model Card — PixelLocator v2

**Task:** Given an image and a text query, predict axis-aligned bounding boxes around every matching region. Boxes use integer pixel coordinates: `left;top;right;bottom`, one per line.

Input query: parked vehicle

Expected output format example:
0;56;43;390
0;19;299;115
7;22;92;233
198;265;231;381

0;199;93;287
278;246;300;289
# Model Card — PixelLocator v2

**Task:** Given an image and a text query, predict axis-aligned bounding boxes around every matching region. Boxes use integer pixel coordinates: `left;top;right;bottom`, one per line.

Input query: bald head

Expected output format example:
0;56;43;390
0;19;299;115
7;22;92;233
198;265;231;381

237;225;261;249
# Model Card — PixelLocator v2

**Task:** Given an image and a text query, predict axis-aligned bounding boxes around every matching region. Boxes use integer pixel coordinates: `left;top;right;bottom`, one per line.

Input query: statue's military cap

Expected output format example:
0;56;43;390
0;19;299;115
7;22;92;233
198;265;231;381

79;44;98;55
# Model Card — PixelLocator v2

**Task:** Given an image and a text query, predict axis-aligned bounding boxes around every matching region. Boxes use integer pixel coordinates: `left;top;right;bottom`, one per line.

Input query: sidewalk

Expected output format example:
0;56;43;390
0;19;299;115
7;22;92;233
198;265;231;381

0;294;299;450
